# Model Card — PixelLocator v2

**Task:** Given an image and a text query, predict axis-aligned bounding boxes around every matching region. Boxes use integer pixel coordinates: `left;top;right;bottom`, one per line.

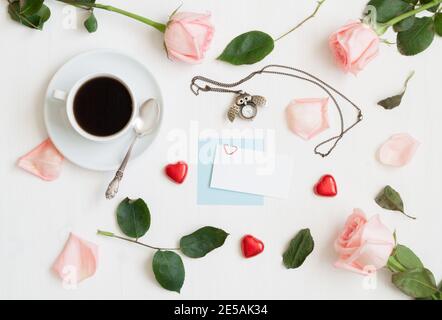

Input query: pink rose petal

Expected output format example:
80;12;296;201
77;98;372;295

286;98;330;140
53;233;98;284
378;133;419;167
17;139;64;181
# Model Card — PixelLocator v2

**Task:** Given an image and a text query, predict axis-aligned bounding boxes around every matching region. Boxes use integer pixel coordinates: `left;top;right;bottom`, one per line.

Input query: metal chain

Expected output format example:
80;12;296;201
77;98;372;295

190;65;363;157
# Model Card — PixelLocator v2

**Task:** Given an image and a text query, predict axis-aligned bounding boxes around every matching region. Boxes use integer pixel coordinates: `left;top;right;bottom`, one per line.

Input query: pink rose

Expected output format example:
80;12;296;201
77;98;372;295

329;21;380;75
164;12;214;64
334;209;395;275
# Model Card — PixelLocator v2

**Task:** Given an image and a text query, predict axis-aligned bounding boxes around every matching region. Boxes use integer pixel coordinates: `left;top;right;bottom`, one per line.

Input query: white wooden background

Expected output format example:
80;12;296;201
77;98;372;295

0;0;441;299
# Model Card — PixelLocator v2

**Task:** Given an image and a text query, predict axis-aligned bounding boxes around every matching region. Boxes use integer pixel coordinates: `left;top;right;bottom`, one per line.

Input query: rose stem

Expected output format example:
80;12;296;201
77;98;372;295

97;230;180;251
376;0;442;34
56;0;166;33
274;0;326;42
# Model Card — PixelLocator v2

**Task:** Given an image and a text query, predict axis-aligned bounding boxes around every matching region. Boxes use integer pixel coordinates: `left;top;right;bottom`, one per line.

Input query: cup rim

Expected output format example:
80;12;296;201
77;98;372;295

65;73;137;143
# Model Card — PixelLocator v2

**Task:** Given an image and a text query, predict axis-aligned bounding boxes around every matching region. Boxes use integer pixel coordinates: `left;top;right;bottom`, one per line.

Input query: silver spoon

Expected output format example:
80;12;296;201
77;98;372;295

105;98;160;199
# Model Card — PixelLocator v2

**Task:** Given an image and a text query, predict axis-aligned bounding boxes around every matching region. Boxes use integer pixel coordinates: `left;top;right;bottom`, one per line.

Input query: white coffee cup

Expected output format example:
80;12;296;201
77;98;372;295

53;73;137;142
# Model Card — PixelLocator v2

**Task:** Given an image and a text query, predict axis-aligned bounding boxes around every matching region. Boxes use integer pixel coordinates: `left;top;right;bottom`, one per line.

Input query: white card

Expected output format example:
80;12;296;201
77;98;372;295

210;145;293;199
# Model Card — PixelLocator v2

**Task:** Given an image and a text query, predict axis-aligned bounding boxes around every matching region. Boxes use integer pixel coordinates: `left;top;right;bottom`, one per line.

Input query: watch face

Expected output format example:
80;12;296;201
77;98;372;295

240;105;257;119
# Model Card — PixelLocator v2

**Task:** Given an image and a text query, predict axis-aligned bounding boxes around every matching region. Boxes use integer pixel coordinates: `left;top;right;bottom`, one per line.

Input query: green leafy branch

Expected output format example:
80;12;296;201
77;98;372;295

387;240;441;300
7;0;167;33
218;0;327;66
98;198;228;293
366;0;442;55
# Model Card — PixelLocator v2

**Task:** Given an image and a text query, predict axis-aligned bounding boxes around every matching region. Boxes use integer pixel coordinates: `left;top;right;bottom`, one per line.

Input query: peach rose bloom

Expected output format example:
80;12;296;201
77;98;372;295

329;21;379;75
334;209;395;275
164;12;214;64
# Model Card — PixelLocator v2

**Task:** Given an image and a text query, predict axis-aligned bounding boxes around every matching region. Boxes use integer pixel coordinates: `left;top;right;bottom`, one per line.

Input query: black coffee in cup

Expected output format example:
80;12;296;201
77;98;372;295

73;77;133;137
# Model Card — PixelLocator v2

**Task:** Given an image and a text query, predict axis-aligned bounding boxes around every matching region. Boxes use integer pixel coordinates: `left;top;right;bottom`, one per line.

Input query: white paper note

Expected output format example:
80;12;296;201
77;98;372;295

210;145;294;199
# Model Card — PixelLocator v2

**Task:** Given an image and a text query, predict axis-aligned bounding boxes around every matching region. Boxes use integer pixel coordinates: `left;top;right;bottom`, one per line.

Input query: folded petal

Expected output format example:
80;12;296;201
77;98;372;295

362;215;395;247
286;98;330;140
17;139;64;181
335;209;367;254
52;233;98;284
335;258;371;275
378;133;419;167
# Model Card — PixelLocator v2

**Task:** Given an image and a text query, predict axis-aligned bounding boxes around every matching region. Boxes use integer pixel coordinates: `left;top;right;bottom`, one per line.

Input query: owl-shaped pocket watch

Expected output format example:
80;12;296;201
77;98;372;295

227;92;267;122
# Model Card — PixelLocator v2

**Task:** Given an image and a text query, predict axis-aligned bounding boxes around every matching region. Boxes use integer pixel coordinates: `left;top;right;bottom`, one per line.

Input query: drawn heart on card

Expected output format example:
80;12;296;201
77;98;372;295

241;235;264;258
223;144;238;155
314;174;337;197
165;161;188;184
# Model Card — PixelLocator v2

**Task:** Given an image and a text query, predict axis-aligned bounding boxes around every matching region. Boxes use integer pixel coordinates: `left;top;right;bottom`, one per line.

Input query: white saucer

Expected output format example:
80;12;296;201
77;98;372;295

44;49;163;171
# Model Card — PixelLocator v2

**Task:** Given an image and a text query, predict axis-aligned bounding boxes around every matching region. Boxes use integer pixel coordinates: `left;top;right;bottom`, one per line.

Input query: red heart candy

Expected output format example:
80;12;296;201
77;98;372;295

165;161;188;184
241;235;264;258
314;174;337;197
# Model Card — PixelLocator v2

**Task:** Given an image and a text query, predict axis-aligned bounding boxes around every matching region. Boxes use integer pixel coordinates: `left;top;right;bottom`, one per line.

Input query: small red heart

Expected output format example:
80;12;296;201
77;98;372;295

165;161;188;184
241;235;264;258
314;174;337;197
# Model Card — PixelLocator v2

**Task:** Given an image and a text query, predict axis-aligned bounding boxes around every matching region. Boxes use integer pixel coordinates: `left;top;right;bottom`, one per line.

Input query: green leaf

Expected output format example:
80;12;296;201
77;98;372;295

377;71;414;109
378;91;404;109
387;255;406;273
393;15;415;32
282;229;314;269
84;12;98;33
392;244;424;270
435;13;442;37
116;198;151;238
419;0;440;12
392;268;438;298
152;251;185;293
397;17;435;56
20;0;44;16
8;1;51;30
367;0;413;23
218;31;275;65
180;226;228;258
436;281;442;300
375;185;416;219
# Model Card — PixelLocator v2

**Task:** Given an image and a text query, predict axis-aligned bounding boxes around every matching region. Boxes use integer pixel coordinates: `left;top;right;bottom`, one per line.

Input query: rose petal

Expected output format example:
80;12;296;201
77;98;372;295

335;249;371;275
17;139;64;181
334;209;367;255
286;98;330;140
361;215;395;247
378;133;419;167
52;233;98;284
335;242;388;275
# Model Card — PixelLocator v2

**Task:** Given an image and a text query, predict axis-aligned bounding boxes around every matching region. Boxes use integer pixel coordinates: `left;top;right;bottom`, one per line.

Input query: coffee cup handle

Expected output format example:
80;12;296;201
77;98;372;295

53;89;68;101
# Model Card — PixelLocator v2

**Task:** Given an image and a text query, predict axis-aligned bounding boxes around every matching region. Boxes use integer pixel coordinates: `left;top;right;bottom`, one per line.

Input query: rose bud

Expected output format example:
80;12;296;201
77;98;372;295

329;21;379;75
164;12;215;64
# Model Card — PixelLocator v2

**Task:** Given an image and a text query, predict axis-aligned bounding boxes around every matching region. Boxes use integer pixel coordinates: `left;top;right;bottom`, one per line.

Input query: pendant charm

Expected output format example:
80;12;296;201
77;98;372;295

227;92;266;122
